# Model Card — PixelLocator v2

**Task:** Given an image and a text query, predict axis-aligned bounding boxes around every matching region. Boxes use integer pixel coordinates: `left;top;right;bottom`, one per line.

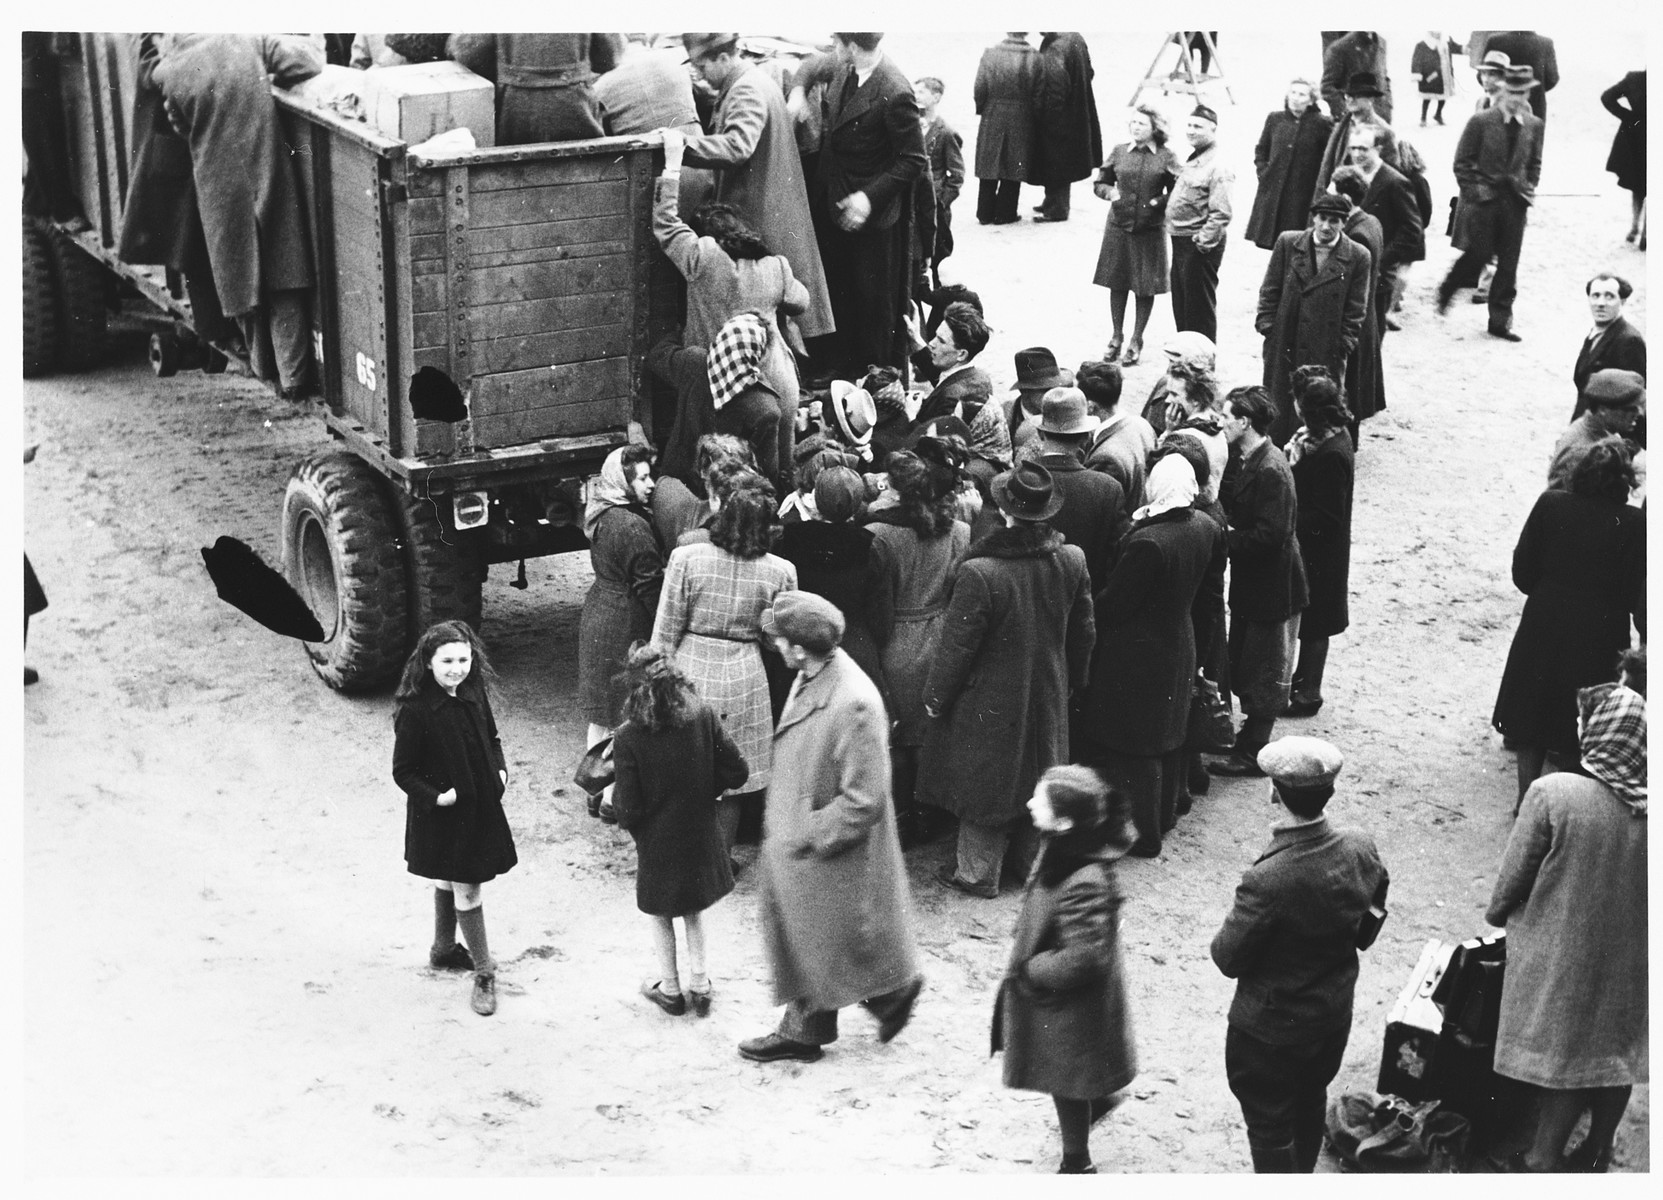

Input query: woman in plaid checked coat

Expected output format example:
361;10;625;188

653;487;798;854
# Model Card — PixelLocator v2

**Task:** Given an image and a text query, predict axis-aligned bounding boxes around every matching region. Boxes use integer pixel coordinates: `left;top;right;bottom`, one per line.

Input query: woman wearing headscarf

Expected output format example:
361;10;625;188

577;444;664;819
868;445;973;843
1076;452;1220;856
1492;437;1646;807
1286;368;1354;718
1484;677;1647;1173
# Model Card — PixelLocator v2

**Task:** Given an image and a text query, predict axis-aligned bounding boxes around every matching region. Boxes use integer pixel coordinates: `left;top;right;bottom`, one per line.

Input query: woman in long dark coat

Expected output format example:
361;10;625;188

993;766;1136;1174
1077;452;1219;857
1092;105;1180;365
578;445;665;816
972;34;1042;225
1247;81;1334;250
1286;370;1355;717
921;462;1095;897
1031;32;1102;222
1601;71;1646;246
1492;438;1646;805
612;645;750;1018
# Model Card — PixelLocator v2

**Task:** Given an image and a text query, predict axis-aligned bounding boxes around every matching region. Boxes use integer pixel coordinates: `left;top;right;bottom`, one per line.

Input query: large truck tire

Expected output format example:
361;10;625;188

392;489;485;637
22;218;59;378
281;449;410;691
45;227;108;371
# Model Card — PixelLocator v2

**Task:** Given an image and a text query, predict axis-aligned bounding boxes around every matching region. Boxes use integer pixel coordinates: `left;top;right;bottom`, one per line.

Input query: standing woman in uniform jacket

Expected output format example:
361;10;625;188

393;621;518;1018
1246;80;1334;251
993;765;1137;1174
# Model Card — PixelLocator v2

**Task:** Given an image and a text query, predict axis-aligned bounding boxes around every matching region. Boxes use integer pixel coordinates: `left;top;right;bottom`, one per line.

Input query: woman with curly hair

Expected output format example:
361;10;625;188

1286;368;1355;717
1092;104;1181;365
652;484;798;855
1493;437;1647;806
612;644;750;1018
868;446;973;842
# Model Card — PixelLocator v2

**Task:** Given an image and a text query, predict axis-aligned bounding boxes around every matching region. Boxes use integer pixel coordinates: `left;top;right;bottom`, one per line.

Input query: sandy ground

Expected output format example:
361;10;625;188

22;27;1648;1177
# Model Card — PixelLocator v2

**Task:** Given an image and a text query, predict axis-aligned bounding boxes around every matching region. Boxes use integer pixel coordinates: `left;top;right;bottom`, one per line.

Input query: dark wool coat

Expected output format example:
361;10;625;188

1291;431;1354;638
612;703;748;916
1080;508;1219;756
1031;32;1102;187
1221;440;1308;623
1255;230;1372;447
116;34;211;275
1191;497;1232;691
577;505;664;726
1571;317;1647;421
448;34;623;144
972;38;1042;182
153;35;322;317
993;826;1137;1098
1492;490;1646;755
1247;105;1335;249
919;526;1095;827
394;681;517;884
1602;71;1646;195
1320;32;1393;123
759;650;920;1010
1211;817;1387;1043
772;519;895;695
1037;452;1130;595
1361;163;1426;268
1342;211;1387;421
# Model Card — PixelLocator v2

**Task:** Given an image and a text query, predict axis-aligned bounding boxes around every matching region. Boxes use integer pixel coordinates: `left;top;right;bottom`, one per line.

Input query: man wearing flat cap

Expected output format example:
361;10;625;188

1549;369;1646;491
740;591;924;1062
1165;105;1234;343
1211;736;1389;1173
1254;192;1373;446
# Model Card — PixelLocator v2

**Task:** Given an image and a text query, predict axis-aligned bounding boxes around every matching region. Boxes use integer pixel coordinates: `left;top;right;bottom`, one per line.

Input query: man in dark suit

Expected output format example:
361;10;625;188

812;32;928;378
1436;66;1544;341
1346;124;1423;337
1572;273;1648;421
1481;31;1558;122
1211;736;1388;1173
911;301;993;427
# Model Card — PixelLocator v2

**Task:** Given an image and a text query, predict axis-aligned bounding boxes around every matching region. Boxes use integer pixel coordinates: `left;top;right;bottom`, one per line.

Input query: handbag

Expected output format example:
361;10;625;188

1326;1091;1471;1173
573;734;615;796
1190;673;1235;754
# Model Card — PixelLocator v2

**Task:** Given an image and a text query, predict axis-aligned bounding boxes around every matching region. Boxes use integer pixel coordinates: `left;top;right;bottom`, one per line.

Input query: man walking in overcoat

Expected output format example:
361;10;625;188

1254;194;1372;447
1031;32;1102;222
811;33;928;378
1436;66;1544;341
1211;736;1388;1172
740;592;924;1063
679;34;835;342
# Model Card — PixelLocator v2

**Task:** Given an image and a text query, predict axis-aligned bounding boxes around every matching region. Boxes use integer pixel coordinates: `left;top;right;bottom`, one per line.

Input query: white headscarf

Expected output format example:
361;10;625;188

1134;452;1200;523
582;446;638;543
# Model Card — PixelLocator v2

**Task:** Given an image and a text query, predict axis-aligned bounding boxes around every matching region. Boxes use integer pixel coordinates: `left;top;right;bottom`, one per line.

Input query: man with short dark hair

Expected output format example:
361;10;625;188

1028;387;1131;592
1209;388;1308;776
1346;123;1423;336
1572;274;1647;421
1211;735;1388;1173
1165;105;1234;343
912;302;993;426
1078;359;1155;506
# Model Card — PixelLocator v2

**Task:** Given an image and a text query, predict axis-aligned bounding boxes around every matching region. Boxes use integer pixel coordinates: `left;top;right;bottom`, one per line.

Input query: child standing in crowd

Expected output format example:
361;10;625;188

392;620;518;1017
612;645;750;1017
915;75;965;290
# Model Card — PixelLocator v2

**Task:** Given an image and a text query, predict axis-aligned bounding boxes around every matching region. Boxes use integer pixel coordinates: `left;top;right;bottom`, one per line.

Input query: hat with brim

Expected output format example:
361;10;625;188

682;32;740;60
830;379;876;446
1344;71;1385;98
761;590;844;654
1583;368;1646;410
1477;49;1512;74
1011;346;1064;393
1501;65;1542;92
991;460;1064;522
1256;736;1344;788
1039;386;1095;435
1310;192;1352;218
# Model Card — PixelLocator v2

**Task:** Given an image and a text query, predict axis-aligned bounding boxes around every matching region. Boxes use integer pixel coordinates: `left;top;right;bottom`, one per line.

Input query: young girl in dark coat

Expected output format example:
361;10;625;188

612;644;750;1017
993;765;1137;1174
392;620;517;1017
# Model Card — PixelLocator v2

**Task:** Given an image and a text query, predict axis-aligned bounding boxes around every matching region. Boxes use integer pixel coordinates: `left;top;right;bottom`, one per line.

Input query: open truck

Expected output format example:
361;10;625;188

26;34;678;690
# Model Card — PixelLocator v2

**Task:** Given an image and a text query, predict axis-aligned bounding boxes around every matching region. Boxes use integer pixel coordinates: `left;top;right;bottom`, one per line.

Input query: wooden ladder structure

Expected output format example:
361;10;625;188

1129;32;1234;106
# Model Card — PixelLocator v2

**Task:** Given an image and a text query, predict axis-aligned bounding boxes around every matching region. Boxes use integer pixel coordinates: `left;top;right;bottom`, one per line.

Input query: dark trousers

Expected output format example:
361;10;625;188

1169;235;1223;342
777;976;923;1045
1440;195;1528;332
713;386;784;486
1095;747;1183;853
1040;183;1072;218
977;179;1021;224
818;219;909;377
1226;1024;1350;1172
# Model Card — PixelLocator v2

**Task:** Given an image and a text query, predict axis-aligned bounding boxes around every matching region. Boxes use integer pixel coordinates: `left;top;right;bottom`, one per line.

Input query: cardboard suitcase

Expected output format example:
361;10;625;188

359;61;496;148
1377;938;1453;1101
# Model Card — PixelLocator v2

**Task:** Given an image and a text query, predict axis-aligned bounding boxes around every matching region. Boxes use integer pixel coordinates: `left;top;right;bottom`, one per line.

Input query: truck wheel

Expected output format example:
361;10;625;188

46;227;108;371
281;449;410;691
392;489;485;636
149;332;180;377
201;346;229;375
22;218;59;378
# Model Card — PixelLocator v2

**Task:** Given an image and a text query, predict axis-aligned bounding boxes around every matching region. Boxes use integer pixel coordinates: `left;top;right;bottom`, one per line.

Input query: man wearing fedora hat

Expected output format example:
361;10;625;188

1211;735;1389;1172
827;379;879;462
1320;32;1393;123
1165;105;1234;344
1482;31;1558;122
1436;64;1544;341
1549;369;1645;491
1313;71;1398;200
1021;387;1131;592
1007;346;1066;452
740;591;924;1062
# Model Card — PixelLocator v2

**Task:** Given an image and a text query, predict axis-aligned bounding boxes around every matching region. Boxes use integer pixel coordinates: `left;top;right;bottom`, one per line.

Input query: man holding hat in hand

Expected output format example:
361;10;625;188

1165;105;1234;343
739;591;923;1063
1211;736;1389;1173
